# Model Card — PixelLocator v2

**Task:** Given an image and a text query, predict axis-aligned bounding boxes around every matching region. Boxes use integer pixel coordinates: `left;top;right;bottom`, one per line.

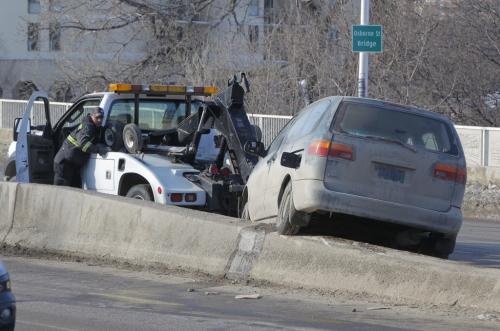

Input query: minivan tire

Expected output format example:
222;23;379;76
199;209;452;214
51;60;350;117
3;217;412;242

276;182;301;235
126;184;153;201
432;235;456;259
420;233;456;259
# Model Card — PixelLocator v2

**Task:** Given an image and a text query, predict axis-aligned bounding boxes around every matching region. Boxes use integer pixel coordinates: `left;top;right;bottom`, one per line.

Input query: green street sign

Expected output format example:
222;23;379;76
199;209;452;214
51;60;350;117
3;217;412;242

352;25;383;53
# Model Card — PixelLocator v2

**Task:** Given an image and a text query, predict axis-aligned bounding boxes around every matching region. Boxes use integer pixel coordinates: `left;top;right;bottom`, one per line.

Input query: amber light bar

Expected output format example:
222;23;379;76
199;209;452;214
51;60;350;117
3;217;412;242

108;83;218;96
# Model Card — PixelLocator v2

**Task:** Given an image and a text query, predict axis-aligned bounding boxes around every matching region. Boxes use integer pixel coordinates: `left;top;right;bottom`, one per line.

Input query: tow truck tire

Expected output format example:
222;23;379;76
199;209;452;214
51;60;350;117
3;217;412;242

123;124;143;154
276;182;301;235
104;122;125;151
126;184;153;201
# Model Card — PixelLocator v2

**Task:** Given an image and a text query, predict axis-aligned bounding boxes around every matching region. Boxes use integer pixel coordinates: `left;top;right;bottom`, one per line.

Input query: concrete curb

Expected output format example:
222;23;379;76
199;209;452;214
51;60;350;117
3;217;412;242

1;182;500;311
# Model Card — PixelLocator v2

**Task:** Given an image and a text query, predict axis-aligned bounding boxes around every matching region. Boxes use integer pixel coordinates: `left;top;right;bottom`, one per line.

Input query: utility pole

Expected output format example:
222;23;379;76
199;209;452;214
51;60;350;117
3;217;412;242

357;0;369;98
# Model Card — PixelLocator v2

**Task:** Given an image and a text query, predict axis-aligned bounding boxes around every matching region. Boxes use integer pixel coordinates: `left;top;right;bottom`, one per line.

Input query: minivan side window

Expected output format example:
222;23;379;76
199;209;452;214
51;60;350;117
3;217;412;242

285;99;331;141
266;115;302;155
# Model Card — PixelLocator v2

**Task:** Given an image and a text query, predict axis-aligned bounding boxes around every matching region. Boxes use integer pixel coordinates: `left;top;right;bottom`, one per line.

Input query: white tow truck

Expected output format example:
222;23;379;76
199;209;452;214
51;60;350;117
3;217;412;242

4;76;264;215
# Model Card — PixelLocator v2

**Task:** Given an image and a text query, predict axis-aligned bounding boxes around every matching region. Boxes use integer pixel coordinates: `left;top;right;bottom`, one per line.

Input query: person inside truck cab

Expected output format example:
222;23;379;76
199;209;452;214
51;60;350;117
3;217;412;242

53;107;110;187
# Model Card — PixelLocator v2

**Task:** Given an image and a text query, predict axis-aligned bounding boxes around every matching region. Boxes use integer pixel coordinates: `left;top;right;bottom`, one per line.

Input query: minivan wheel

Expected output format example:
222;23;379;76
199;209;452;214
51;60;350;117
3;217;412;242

126;184;153;201
276;182;301;235
420;233;456;259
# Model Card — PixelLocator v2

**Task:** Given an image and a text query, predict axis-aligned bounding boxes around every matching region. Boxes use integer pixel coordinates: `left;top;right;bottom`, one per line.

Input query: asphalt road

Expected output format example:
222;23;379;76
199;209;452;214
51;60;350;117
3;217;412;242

450;218;500;267
3;256;498;331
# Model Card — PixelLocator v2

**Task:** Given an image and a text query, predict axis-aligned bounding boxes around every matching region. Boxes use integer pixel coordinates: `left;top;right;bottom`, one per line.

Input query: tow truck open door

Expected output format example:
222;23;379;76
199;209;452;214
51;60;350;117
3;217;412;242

16;92;55;184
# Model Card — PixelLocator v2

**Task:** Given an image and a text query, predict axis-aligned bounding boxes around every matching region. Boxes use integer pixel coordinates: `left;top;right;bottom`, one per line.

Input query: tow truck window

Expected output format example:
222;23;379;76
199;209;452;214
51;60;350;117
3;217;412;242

108;99;201;131
195;129;221;162
63;99;101;127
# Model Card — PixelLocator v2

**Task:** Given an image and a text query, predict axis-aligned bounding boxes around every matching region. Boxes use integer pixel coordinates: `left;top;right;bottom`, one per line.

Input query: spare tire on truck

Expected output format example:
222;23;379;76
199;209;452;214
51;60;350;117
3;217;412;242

123;123;143;154
104;121;125;151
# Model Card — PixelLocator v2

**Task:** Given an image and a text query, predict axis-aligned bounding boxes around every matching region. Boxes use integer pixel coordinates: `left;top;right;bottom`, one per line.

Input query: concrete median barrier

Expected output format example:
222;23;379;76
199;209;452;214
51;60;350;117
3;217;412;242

250;233;500;310
3;183;243;275
0;182;17;240
1;182;500;311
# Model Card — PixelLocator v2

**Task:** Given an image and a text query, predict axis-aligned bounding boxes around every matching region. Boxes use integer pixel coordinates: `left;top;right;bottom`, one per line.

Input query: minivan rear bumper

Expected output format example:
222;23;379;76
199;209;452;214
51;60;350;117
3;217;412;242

293;179;462;236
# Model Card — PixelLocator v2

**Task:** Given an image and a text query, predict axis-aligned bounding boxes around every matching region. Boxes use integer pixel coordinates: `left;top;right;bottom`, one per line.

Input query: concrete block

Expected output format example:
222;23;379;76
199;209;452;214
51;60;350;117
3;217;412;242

0;182;17;240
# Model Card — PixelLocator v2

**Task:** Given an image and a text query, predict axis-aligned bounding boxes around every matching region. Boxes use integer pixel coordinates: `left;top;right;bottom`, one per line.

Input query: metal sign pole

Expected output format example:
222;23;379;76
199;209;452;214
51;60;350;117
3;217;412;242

357;0;369;98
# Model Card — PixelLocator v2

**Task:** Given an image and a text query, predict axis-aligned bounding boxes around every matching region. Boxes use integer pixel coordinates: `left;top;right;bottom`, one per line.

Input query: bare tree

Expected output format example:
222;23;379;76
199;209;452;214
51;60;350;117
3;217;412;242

42;0;499;125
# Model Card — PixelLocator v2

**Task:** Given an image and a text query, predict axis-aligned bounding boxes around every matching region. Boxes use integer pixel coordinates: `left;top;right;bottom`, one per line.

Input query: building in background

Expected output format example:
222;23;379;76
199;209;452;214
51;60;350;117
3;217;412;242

0;0;276;101
0;0;335;101
0;0;152;100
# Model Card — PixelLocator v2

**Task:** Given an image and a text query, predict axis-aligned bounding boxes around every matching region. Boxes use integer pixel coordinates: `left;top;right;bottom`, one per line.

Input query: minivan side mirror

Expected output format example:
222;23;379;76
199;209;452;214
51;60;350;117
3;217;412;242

244;141;266;157
281;152;301;169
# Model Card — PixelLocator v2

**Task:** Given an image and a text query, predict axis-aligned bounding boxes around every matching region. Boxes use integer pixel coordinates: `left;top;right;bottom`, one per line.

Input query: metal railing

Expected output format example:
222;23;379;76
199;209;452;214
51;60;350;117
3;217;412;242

0;99;70;128
1;99;499;167
454;125;500;167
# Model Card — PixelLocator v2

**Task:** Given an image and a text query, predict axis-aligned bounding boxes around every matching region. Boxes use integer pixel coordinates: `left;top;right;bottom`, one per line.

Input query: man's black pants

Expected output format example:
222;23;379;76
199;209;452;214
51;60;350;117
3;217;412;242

53;160;81;187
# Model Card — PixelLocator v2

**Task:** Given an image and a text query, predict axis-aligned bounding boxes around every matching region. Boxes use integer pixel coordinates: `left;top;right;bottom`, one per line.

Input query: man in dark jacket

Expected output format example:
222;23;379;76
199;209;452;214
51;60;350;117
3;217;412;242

53;107;109;187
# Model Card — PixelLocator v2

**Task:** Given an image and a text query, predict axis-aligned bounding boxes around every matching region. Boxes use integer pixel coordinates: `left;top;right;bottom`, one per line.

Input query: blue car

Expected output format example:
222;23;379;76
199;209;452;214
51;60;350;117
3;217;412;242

0;263;15;331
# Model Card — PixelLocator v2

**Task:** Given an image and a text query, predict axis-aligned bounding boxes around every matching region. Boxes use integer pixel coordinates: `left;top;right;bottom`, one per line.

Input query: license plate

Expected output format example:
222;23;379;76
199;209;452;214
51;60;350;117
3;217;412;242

375;164;406;184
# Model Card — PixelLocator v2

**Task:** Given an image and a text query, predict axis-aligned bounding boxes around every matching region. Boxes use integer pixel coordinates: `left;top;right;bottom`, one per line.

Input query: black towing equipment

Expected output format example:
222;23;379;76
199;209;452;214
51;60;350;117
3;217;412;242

175;73;264;216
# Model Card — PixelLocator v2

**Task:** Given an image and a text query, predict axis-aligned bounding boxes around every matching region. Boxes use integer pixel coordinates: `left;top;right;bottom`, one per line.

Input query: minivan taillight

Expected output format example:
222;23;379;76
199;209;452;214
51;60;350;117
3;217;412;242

307;140;331;157
307;140;353;161
433;164;467;185
329;143;354;161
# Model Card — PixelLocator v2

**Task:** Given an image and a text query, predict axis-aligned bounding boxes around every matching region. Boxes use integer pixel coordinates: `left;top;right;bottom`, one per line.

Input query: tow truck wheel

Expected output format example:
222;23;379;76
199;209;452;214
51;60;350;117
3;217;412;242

123;124;143;154
276;182;301;235
126;184;153;201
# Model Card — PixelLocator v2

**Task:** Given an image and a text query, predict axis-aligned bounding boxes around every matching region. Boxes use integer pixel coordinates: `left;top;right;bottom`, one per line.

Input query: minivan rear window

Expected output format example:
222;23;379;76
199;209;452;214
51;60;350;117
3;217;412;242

335;102;458;155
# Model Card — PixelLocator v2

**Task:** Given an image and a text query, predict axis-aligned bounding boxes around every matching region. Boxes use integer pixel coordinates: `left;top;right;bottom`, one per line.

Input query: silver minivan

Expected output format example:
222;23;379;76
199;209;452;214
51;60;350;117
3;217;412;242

242;97;466;258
